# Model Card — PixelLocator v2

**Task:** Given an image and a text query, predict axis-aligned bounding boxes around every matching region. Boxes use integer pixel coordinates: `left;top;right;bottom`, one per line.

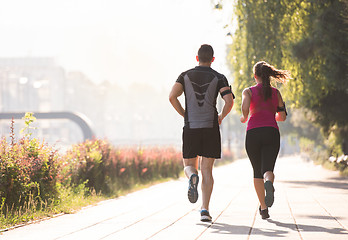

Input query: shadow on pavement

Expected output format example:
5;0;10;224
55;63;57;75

305;215;346;220
280;180;348;190
329;176;348;180
267;219;348;235
197;222;289;237
197;218;348;237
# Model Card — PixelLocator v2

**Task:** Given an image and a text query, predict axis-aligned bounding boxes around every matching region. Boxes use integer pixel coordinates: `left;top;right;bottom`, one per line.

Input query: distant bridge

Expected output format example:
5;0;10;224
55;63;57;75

0;112;94;140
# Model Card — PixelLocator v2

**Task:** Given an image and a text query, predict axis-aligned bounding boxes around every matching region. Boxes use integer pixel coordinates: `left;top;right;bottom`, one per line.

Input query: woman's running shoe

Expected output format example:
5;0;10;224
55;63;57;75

200;209;212;222
259;206;270;219
264;180;275;207
188;174;199;203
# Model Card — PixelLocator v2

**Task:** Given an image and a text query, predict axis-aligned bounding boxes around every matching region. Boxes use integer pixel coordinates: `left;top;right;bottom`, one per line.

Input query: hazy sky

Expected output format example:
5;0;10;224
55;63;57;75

0;0;233;89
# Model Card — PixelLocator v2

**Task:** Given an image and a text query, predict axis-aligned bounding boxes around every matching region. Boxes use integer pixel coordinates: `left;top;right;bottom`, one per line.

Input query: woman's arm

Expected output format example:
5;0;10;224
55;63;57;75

275;90;287;121
240;88;251;123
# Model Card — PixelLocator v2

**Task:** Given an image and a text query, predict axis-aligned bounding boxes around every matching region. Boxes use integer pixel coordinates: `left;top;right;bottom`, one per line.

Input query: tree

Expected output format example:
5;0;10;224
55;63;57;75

224;0;348;155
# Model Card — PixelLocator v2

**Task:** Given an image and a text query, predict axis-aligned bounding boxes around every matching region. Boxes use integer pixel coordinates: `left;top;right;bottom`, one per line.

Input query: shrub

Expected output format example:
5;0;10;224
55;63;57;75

62;139;112;194
61;140;182;195
0;137;61;212
1;114;184;229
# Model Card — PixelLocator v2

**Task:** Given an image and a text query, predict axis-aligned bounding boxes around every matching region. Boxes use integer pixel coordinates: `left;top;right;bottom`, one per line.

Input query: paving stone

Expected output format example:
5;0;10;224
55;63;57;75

1;156;347;240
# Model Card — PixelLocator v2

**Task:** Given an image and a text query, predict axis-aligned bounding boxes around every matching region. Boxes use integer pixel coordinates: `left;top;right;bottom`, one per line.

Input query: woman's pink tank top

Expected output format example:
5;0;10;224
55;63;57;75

247;83;279;131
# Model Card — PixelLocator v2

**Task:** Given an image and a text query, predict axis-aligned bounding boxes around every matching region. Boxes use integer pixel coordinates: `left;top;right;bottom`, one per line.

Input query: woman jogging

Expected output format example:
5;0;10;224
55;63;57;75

240;61;290;219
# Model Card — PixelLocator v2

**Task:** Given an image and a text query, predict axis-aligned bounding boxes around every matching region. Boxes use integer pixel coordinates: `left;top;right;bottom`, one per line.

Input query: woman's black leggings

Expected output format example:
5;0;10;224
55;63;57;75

246;127;280;179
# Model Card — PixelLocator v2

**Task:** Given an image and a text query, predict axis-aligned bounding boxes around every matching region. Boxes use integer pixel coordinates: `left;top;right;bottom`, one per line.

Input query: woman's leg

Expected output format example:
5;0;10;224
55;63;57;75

261;127;280;180
261;127;280;207
246;129;266;208
264;171;274;182
254;178;267;210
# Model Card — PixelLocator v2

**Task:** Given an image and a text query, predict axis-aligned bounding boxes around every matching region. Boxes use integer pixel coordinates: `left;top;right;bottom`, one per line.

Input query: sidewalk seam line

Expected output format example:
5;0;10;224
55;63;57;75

311;192;348;231
246;205;258;240
284;186;303;240
195;187;245;240
98;202;177;240
145;207;198;240
53;209;136;240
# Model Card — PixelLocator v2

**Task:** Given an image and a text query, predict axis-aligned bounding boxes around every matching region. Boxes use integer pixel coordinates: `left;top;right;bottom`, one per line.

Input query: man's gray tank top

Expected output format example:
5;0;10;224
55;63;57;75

176;66;230;129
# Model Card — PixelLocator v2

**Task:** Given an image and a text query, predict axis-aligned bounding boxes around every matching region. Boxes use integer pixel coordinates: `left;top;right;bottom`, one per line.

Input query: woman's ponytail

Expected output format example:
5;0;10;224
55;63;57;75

253;61;291;101
261;64;272;100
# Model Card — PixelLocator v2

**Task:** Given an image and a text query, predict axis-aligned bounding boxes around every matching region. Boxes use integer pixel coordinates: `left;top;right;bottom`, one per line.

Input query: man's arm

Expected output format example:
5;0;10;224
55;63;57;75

218;86;234;125
169;82;185;117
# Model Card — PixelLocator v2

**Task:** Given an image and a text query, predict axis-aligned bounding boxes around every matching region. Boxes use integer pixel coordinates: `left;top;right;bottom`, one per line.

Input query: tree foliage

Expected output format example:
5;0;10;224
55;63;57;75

225;0;348;155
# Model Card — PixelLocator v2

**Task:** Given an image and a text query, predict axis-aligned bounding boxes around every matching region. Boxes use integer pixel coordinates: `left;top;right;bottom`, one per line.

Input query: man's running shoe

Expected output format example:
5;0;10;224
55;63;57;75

259;206;270;219
264;180;275;207
200;209;212;222
188;174;199;203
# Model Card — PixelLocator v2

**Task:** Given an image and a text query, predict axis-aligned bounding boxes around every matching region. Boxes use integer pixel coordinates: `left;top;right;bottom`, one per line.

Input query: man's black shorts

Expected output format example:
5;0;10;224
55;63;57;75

182;127;221;159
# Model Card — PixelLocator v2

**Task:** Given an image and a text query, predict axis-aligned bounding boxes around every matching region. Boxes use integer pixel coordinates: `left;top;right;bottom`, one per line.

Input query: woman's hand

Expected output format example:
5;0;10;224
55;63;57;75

240;115;247;123
218;114;223;125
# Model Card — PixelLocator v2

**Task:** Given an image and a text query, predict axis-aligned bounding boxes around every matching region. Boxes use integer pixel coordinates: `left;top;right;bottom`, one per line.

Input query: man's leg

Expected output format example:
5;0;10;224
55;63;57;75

200;157;215;211
183;157;199;203
183;157;199;178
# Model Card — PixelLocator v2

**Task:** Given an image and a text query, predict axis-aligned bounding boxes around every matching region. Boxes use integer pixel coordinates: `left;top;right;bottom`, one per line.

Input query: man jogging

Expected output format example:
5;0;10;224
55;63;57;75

169;44;234;222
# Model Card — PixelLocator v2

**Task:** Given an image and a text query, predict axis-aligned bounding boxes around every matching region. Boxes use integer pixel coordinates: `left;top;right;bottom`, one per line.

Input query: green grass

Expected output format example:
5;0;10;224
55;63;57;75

0;183;106;230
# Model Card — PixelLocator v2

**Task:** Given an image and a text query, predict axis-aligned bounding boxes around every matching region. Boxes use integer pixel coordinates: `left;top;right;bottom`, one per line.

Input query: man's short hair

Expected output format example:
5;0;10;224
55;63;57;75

198;44;214;63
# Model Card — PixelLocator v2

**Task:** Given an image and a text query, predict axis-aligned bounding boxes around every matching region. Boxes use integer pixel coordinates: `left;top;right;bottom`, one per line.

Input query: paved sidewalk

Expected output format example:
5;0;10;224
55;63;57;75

1;155;347;240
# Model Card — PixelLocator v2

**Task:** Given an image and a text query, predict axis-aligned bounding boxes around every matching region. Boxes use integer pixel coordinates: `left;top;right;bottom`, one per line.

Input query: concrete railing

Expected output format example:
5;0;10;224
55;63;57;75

0;112;94;140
